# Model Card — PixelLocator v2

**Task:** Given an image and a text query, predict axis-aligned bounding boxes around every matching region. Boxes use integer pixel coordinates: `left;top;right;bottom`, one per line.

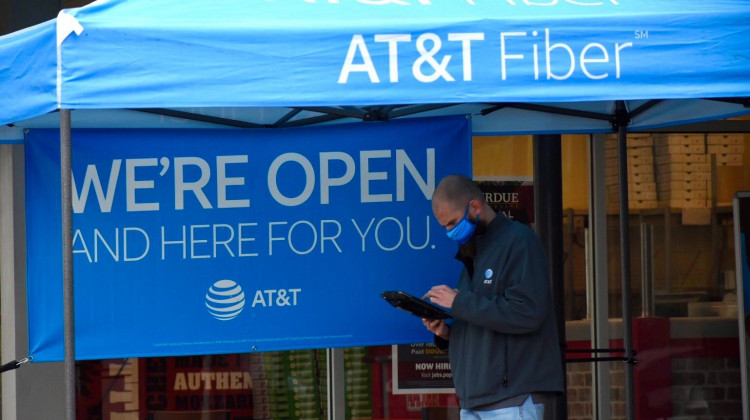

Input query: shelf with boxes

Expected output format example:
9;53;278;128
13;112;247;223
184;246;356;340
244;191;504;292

605;133;744;213
707;134;744;167
654;134;711;209
605;133;657;211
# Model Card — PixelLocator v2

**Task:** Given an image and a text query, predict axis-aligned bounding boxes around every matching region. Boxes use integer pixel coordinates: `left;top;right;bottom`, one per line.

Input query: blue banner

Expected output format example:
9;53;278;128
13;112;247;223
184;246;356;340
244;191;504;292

25;116;471;362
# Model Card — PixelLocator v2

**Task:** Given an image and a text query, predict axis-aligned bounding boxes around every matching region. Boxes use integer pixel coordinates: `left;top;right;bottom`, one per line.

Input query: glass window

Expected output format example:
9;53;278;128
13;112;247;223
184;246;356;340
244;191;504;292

76;346;463;419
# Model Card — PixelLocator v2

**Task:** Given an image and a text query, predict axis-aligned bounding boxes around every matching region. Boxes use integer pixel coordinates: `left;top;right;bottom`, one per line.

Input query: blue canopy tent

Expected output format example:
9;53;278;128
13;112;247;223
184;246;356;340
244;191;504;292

3;0;750;135
2;0;750;419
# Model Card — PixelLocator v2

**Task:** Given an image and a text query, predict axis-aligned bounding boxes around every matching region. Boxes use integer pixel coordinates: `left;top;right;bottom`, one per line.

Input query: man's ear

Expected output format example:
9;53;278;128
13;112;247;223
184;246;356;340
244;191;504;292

468;198;483;216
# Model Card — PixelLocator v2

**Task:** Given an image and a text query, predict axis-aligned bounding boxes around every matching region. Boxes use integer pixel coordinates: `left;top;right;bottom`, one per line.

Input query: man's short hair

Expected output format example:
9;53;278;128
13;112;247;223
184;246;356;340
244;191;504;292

433;174;484;210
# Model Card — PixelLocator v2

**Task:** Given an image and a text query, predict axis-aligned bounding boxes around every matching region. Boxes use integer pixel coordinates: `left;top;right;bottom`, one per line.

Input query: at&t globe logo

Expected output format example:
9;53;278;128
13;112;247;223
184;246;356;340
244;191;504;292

205;280;246;321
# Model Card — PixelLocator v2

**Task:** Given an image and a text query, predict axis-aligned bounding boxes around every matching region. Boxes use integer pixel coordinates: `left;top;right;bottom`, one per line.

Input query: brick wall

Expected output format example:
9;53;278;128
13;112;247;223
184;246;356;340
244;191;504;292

610;363;625;419
672;357;742;420
566;362;625;420
566;362;592;419
566;357;742;419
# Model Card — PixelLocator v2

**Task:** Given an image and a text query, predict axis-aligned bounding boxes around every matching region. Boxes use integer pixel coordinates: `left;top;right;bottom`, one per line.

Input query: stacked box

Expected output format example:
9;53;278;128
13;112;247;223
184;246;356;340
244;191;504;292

707;134;745;166
605;134;657;210
251;352;288;420
251;351;324;420
288;350;323;420
344;347;373;420
654;134;711;208
250;354;268;419
316;349;328;420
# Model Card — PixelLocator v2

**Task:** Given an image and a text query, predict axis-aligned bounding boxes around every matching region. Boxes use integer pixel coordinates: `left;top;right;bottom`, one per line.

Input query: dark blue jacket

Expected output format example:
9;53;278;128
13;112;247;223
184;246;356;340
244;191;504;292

446;214;564;409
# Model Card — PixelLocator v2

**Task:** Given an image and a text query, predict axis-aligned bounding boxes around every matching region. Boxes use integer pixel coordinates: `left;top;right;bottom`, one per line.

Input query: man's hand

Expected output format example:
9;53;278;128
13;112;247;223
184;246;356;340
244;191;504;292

422;318;449;340
423;285;458;309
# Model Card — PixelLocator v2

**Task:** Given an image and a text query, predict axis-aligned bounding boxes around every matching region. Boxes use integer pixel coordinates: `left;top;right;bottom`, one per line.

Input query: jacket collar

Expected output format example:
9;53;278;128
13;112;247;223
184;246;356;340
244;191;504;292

475;212;510;251
453;213;510;274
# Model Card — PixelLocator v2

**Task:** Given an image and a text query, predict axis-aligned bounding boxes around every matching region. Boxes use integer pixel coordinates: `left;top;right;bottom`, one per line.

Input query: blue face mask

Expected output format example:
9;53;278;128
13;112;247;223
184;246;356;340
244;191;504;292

446;203;478;244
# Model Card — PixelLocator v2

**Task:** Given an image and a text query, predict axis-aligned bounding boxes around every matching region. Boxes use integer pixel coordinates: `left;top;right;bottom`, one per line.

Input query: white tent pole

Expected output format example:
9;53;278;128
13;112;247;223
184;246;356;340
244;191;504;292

60;109;76;420
589;133;611;420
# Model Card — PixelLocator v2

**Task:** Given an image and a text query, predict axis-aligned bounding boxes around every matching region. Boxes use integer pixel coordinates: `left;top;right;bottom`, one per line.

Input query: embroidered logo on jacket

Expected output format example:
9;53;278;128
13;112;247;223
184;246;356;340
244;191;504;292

484;269;493;284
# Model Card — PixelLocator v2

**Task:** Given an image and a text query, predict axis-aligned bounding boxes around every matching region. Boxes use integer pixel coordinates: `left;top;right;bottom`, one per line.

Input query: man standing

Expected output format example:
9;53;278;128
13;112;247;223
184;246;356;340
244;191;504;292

423;174;563;420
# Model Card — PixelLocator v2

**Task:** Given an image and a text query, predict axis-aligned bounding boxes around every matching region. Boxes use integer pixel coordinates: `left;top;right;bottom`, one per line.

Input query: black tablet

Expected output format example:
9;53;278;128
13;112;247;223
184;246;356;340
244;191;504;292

381;291;452;320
